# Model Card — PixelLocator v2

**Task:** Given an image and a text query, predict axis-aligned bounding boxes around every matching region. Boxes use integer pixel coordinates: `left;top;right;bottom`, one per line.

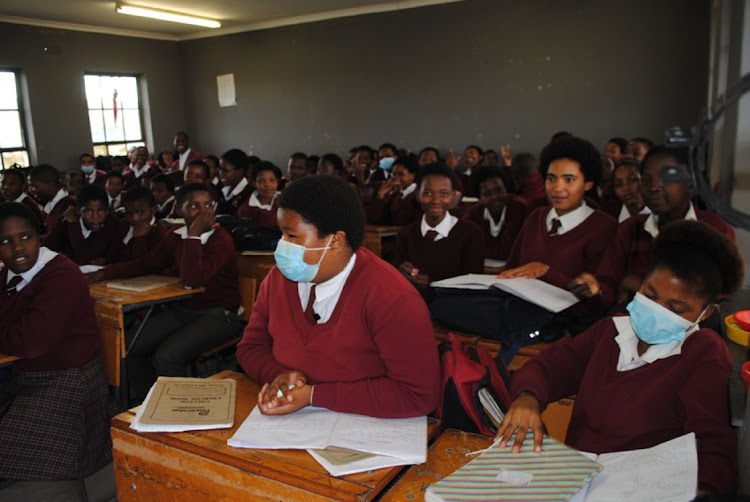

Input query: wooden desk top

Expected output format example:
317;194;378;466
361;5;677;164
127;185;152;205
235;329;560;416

0;353;19;366
239;250;275;256
365;225;401;236
112;371;442;502
89;281;203;309
379;429;492;501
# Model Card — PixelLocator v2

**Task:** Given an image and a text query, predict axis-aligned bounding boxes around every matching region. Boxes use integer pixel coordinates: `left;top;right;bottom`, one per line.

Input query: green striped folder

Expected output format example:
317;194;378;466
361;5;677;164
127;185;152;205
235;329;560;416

425;435;602;501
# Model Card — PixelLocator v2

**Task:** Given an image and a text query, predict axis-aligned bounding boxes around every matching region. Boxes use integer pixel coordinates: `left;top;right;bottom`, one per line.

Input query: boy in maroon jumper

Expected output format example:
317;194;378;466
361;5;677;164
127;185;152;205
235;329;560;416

150;173;177;219
237;161;282;228
123;146;160;189
496;221;741;495
88;183;241;400
113;185;167;262
459;145;484;197
80;153;106;186
462;167;528;261
27;164;76;241
1;168;45;226
105;170;126;216
237;175;439;418
395;163;484;291
0;202;113;483
367;155;421;226
45;184;119;265
217;149;253;215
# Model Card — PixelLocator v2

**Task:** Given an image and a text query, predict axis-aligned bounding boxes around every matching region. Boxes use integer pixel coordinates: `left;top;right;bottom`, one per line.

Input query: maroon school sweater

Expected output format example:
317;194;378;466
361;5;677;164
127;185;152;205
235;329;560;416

595;210;736;308
113;219;168;263
237;197;279;228
0;254;100;372
42;194;76;242
44;215;119;265
217;184;253;216
19;195;45;231
101;226;240;311
505;207;617;289
512;317;736;494
236;247;440;418
395;219;485;282
461;196;529;261
366;189;421;226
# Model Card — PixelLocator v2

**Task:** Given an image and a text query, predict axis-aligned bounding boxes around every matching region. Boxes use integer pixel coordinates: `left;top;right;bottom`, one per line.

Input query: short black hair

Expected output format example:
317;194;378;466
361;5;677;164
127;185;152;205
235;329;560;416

151;173;175;193
473;166;511;196
203;154;219;166
105;170;124;183
416;162;455;190
511;153;539;179
80;153;94;163
0;201;43;235
551;131;573;141
2;168;26;185
378;143;398;155
175;131;189;142
608;137;628;153
640;145;688;173
320;153;343;173
418;147;443;162
123;185;155;206
186;159;210;179
392;155;419;175
652;220;744;302
354;146;375;157
252;161;282;181
29;164;61;185
278;175;365;251
221;149;250;174
630;137;655;149
539;136;602;187
76;184;108;208
248;155;262;167
289;152;308;161
464;145;484;156
612;159;640;177
176;182;212;207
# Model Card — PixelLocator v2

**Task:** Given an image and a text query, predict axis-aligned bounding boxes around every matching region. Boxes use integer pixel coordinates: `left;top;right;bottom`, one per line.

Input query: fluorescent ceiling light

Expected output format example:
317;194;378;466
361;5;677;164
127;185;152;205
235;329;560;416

115;3;221;29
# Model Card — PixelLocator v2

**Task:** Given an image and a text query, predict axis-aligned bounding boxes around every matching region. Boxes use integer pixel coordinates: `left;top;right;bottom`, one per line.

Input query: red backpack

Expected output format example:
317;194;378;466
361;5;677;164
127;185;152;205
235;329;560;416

434;333;512;437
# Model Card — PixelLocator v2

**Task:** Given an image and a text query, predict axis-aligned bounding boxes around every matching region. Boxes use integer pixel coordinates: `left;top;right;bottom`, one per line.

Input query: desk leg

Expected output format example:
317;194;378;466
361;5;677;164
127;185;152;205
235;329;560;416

120;306;156;408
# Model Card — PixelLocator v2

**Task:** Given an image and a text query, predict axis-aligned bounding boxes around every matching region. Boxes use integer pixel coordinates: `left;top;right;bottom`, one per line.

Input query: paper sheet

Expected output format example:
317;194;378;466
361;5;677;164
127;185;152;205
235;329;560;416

79;264;103;274
217;73;236;107
307;448;411;477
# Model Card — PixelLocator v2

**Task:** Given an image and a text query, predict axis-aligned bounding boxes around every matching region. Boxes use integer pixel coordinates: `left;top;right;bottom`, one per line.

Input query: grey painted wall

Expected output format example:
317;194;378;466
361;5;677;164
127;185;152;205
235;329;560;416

180;0;710;167
0;22;186;172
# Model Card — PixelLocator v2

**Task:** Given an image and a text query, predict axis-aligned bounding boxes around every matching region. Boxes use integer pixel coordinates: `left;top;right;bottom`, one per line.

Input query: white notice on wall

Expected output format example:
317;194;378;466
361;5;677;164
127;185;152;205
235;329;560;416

217;73;236;107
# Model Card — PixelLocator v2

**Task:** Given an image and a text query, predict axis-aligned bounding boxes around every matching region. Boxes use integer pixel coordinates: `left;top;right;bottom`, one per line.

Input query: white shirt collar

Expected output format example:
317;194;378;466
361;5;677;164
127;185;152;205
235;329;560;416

420;213;458;241
108;193;121;208
131;164;148;178
79;217;92;239
643;202;697;239
248;191;279;210
174;225;215;245
178;148;192;170
618;203;651;223
43;188;68;213
85;170;97;184
12;192;28;204
400;183;417;198
297;253;357;324
545;201;594;235
123;216;156;245
221;176;249;200
483;206;507;238
464;167;472;177
613;315;698;371
158;195;175;213
7;247;58;292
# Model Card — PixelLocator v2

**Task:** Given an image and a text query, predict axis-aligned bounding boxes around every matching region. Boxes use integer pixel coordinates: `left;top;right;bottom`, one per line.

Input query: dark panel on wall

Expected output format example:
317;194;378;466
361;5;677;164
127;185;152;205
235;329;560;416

0;22;186;171
180;0;710;167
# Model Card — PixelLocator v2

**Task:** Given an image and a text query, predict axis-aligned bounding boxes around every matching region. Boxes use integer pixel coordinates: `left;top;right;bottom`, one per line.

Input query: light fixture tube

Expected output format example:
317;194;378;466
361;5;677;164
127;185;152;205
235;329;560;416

115;3;221;29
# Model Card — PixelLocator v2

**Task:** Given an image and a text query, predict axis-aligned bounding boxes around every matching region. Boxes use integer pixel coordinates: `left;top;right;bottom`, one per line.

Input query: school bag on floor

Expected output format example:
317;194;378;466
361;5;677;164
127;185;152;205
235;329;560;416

434;333;512;437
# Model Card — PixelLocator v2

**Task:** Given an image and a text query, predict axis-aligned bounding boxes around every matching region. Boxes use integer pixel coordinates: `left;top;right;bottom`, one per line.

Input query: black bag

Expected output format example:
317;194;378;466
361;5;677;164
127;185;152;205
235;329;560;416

216;215;281;251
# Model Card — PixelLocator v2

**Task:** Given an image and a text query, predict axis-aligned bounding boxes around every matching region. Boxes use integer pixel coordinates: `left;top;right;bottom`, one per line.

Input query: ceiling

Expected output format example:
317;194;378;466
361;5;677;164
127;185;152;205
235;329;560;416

0;0;465;41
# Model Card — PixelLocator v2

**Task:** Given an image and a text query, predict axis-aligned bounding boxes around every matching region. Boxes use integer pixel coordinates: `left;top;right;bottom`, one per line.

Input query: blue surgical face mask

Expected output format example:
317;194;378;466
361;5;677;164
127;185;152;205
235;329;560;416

379;157;395;170
626;292;708;345
81;165;95;175
274;234;333;283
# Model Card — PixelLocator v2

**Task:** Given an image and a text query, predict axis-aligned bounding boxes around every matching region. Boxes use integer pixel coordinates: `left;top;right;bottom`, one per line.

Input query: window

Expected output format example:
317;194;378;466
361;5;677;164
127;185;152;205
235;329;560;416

0;71;30;170
84;74;145;157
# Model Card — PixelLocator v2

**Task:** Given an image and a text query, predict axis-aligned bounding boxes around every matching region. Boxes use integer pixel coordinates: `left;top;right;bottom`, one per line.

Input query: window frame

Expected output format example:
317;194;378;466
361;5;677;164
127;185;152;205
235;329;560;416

0;69;31;170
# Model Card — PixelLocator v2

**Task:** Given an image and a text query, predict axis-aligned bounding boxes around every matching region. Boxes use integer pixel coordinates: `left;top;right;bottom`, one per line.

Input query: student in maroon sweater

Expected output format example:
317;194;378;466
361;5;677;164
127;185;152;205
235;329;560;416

459;145;484;197
28;164;76;241
114;186;168;262
237;175;440;418
88;183;241;400
237;161;282;228
0;202;113;481
496;221;741;495
150;173;177;219
123;146;160;189
45;184;119;265
0;168;45;227
599;159;650;223
395;163;484;292
367;155;422;226
217;149;253;215
510;152;545;205
461;167;529;261
184;159;222;203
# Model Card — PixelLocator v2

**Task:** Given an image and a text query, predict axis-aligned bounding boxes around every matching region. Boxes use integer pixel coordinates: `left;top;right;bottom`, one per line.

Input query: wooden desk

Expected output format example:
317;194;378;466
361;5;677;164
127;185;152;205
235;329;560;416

236;251;276;319
112;371;442;502
89;281;203;406
0;352;19;367
363;225;401;258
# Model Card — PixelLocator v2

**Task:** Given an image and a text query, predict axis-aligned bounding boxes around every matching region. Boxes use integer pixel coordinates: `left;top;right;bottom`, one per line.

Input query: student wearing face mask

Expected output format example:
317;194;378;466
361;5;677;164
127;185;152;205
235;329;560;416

495;220;742;495
236;175;440;419
80;153;106;187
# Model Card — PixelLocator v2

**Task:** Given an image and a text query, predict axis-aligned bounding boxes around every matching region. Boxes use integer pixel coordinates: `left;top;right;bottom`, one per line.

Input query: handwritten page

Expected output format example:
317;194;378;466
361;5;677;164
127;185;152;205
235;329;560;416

585;433;697;502
228;406;426;463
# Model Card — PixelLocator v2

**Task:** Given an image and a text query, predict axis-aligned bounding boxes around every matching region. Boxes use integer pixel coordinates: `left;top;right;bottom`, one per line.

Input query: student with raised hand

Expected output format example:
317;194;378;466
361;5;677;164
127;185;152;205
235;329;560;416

44;184;119;265
217;149;253;215
237;175;440;418
28;164;76;240
600;159;650;223
395;163;484;291
114;185;167;262
237;161;282;228
0;168;44;226
0;202;114;483
461;167;529;261
496;221;742;495
88;183;241;400
367;155;422;226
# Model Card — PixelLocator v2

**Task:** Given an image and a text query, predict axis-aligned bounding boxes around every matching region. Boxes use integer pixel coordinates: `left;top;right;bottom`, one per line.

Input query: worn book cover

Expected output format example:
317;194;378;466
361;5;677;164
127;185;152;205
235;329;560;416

107;275;181;292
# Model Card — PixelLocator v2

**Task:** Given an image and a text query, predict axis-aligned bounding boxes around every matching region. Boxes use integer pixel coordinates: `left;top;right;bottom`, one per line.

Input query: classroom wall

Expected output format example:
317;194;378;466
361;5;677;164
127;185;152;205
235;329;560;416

0;22;186;172
179;0;710;167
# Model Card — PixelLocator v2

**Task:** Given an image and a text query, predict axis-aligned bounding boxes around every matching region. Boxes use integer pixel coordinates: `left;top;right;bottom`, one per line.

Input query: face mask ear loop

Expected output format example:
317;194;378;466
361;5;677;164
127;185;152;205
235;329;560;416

688;303;713;332
315;234;335;266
